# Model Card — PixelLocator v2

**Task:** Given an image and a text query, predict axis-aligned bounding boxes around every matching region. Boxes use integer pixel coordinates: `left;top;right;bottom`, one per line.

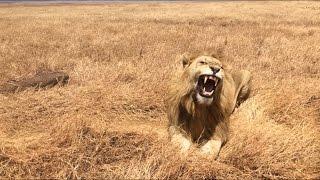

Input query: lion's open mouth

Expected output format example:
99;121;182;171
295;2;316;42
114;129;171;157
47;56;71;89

197;75;219;98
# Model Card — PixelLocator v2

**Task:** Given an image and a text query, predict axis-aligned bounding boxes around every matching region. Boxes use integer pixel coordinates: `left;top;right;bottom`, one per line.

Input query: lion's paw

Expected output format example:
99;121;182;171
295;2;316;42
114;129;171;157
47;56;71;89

171;134;192;154
200;140;222;159
180;137;192;153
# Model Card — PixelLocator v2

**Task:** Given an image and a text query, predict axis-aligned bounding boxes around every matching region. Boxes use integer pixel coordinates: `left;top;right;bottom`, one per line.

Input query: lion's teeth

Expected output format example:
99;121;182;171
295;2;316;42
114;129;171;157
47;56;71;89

215;80;218;86
204;76;208;84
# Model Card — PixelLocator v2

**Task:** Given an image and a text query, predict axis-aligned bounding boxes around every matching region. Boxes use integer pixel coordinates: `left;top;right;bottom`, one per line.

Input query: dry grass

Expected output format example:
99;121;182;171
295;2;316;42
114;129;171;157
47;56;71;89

0;1;319;179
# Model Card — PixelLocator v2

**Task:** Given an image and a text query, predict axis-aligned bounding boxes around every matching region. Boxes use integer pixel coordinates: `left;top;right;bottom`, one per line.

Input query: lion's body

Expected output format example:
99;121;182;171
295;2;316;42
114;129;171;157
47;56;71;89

166;54;251;157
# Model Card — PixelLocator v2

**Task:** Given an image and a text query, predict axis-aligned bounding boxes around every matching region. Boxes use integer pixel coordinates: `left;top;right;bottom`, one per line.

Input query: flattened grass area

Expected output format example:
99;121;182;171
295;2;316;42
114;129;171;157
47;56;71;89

0;1;319;179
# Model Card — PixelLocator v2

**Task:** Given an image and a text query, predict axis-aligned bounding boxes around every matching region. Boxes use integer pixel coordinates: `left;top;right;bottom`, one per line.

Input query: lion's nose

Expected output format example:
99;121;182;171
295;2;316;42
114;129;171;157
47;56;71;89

210;67;220;74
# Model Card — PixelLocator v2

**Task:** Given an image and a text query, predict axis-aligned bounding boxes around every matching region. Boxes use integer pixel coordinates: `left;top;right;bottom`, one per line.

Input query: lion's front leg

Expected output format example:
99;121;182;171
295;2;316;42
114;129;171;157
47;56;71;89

168;126;192;153
200;139;222;159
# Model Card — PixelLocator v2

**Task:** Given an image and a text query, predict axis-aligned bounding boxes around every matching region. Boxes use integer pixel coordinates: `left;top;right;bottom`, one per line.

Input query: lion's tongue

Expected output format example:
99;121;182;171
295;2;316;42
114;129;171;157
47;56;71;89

204;80;214;92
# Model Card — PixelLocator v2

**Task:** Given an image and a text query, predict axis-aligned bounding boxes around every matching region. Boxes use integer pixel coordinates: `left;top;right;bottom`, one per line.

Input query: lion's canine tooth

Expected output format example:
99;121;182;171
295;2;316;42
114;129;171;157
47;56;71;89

204;76;208;84
215;80;218;86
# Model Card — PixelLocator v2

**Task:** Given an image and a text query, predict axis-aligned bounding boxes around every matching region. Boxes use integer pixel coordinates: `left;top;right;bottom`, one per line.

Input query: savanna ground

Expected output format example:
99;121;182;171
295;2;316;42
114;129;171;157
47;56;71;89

0;1;319;179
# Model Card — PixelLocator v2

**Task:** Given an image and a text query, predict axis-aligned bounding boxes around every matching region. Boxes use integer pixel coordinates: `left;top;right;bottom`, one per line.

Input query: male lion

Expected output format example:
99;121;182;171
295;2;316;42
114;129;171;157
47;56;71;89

166;53;251;158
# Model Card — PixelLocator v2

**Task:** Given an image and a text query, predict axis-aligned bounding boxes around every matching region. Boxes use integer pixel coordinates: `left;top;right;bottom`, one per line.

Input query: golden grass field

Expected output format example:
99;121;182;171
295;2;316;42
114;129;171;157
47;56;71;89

0;1;319;179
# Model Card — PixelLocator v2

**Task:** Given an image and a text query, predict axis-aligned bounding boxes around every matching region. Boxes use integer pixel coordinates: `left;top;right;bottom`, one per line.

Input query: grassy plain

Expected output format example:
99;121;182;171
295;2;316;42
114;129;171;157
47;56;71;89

0;1;319;179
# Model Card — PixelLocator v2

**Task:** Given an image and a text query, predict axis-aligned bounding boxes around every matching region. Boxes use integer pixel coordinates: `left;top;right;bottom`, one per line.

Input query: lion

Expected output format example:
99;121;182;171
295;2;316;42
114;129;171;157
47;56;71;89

166;52;251;158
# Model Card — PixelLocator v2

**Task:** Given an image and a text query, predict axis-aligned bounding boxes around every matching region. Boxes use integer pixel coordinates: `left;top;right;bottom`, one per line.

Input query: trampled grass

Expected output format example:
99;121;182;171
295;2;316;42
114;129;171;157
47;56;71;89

0;1;319;179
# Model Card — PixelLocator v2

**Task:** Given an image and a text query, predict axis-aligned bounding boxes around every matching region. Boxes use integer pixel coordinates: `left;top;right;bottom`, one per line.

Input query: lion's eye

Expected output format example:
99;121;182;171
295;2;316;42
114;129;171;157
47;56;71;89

199;61;206;65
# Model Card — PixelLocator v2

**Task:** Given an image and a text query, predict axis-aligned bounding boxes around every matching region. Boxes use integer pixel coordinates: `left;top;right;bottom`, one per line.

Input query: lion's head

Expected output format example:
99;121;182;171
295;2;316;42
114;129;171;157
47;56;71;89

180;54;224;106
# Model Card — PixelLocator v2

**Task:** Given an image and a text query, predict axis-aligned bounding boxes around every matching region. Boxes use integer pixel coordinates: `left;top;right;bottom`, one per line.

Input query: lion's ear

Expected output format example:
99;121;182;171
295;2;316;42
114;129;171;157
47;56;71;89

181;54;190;68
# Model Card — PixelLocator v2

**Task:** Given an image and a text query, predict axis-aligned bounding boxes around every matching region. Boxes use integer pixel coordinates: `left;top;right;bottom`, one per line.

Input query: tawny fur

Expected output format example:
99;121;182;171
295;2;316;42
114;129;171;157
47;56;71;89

166;53;251;158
